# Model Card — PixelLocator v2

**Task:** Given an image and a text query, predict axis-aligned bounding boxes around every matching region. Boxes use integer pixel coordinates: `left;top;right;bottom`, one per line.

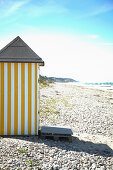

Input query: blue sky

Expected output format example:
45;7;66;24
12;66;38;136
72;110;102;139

0;0;113;82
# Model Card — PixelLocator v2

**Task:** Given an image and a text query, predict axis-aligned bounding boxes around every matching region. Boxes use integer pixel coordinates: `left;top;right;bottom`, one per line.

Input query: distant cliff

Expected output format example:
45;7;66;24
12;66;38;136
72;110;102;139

39;75;77;83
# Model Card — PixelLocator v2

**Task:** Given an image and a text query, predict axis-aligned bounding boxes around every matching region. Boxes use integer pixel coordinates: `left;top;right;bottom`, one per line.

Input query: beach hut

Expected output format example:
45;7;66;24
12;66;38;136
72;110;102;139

0;36;44;135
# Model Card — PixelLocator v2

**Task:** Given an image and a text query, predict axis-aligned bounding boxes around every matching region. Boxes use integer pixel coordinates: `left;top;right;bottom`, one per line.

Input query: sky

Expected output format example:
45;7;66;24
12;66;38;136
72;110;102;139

0;0;113;82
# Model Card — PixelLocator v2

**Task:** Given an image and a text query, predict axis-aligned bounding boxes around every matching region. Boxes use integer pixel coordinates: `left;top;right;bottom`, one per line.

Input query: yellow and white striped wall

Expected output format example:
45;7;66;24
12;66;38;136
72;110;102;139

0;63;39;135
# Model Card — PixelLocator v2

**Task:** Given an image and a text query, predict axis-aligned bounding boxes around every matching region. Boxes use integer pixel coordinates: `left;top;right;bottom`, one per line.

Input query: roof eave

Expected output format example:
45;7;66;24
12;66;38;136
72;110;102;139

0;60;44;66
38;61;44;66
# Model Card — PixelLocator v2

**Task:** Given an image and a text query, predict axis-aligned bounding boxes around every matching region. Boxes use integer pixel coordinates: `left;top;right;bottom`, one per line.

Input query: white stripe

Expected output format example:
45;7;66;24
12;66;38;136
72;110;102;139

0;63;1;131
37;64;39;134
25;63;28;135
31;63;35;135
11;63;14;135
4;63;8;135
18;63;21;135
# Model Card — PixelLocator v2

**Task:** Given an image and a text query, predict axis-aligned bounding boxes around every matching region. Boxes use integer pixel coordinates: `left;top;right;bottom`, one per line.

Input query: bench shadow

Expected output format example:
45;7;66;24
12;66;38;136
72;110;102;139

2;134;113;158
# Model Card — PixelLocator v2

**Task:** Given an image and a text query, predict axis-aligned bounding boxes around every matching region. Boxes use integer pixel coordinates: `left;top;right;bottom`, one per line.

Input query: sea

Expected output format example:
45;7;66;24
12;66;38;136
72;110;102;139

68;82;113;91
84;83;113;91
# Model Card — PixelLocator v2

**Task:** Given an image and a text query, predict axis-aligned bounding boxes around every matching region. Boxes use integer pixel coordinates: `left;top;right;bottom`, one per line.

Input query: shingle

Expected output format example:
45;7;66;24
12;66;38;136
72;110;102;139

0;36;44;65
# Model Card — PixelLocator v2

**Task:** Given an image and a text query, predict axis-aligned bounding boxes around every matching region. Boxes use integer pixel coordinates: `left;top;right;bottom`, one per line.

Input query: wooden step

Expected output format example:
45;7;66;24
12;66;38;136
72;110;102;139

40;126;73;142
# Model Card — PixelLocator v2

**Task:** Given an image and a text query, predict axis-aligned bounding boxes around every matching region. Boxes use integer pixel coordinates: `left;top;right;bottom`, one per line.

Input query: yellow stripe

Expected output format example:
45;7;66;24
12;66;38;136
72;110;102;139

7;63;11;135
35;64;37;135
1;63;4;135
28;63;31;134
21;63;25;135
14;63;18;135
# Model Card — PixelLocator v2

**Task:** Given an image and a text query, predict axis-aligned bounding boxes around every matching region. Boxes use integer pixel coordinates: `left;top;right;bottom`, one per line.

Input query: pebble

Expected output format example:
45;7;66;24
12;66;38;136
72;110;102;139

91;163;97;168
0;83;113;169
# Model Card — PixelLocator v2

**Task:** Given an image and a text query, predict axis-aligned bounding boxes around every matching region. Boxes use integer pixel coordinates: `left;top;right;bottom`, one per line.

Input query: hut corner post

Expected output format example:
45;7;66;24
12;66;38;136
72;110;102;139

38;65;40;133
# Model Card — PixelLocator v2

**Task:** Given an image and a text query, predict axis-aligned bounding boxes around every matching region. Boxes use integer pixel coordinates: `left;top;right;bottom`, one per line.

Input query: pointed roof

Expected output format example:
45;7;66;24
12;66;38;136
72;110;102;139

0;36;44;65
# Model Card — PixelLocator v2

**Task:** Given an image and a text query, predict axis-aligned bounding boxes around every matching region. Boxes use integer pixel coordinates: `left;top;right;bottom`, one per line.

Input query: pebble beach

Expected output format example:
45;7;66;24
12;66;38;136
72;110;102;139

0;82;113;169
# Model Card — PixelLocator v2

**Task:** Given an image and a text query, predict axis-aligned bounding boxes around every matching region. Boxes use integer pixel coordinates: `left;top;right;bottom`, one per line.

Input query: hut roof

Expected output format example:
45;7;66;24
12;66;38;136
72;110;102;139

0;36;44;65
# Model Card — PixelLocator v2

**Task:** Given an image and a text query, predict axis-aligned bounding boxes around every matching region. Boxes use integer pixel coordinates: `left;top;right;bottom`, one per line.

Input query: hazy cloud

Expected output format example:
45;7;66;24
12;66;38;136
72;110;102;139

0;0;30;18
7;1;29;15
89;3;113;16
88;34;99;39
102;43;113;46
25;1;68;17
73;1;113;19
